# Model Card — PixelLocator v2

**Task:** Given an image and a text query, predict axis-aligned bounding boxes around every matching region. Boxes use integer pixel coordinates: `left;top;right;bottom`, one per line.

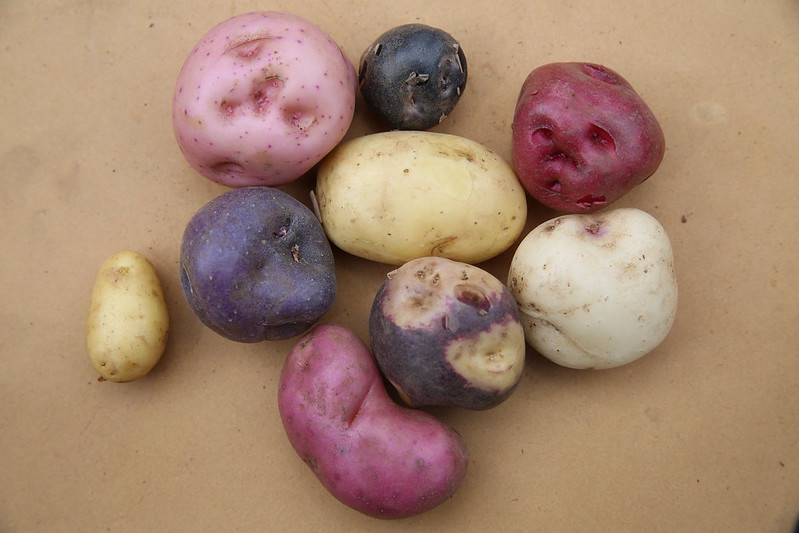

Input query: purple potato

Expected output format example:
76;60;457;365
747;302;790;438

180;186;335;342
369;257;526;410
358;23;467;130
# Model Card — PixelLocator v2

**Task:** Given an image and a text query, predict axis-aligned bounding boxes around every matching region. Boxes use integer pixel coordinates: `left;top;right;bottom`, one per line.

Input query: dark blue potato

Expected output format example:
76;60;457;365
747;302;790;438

358;24;467;130
180;186;336;343
369;257;526;410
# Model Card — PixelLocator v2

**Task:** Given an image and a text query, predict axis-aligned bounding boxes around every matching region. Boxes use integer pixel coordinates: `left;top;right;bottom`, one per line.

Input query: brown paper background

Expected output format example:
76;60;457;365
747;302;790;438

1;1;797;531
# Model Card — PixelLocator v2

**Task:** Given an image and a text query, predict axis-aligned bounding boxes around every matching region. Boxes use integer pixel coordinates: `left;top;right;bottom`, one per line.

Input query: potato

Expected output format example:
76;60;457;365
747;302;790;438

507;208;678;369
358;24;467;130
180;186;336;343
278;324;468;519
172;11;357;187
512;62;665;213
314;130;527;265
86;250;169;382
369;257;526;410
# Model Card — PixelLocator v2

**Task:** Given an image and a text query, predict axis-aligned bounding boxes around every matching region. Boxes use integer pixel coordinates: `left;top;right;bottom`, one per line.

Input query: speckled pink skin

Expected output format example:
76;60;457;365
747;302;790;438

278;324;468;519
172;12;358;187
512;62;665;213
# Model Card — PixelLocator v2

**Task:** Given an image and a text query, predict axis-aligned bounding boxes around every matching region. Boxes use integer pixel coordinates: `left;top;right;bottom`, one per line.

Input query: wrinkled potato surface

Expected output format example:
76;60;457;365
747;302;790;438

86;251;169;382
314;130;527;265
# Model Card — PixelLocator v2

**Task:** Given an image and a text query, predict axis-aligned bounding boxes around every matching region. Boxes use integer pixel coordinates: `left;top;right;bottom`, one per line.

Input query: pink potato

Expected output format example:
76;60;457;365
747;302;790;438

172;11;358;187
511;62;665;213
278;323;468;519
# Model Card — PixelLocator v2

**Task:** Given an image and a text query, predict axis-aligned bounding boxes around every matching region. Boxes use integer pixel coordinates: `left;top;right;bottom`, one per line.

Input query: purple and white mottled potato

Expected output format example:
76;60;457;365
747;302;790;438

369;257;526;410
512;62;665;213
278;324;468;519
172;11;357;187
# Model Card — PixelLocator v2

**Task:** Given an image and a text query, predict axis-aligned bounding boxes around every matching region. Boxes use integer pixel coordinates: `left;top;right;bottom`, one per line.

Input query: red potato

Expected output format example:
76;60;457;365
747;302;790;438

278;324;468;519
172;11;357;187
512;62;665;213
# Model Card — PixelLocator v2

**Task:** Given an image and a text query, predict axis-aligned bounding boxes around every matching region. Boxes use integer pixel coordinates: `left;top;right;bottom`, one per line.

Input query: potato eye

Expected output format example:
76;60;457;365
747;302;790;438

454;284;490;315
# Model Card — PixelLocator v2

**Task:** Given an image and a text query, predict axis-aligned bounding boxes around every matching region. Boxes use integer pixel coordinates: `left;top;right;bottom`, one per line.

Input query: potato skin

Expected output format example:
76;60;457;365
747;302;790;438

512;62;665;213
86;251;169;382
508;208;678;369
278;323;468;519
358;23;467;130
314;130;527;265
180;187;336;342
369;257;526;410
172;11;357;187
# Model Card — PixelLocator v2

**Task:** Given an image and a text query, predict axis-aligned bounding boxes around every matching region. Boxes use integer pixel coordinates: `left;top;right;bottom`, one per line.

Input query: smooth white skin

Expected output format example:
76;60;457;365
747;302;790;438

172;11;357;187
86;251;169;382
314;131;527;265
508;208;677;369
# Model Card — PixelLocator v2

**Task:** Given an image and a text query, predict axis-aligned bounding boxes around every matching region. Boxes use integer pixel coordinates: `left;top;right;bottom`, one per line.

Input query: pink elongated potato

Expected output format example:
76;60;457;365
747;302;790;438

172;11;358;187
278;324;468;519
512;62;665;213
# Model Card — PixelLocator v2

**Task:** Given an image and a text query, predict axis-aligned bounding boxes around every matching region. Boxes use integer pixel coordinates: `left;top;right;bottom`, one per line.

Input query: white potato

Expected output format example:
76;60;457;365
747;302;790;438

314;130;527;265
86;250;169;382
508;208;677;369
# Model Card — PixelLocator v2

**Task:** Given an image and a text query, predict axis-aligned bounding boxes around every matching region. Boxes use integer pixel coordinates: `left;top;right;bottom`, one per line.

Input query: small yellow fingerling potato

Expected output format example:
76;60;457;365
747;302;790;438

86;250;169;382
314;130;528;265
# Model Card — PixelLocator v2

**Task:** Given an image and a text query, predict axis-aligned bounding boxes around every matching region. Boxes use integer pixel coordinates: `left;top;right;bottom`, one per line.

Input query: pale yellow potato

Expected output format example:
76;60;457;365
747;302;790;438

314;130;527;265
86;250;169;382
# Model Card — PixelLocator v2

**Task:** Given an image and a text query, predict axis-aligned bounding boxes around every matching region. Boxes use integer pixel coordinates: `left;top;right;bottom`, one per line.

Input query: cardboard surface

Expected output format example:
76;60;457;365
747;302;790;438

1;1;797;531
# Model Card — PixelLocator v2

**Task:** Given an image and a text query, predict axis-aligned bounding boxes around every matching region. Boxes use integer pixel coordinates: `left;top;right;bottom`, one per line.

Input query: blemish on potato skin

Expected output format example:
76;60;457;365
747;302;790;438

454;285;490;315
517;298;542;315
575;195;607;210
430;235;457;256
441;315;450;331
291;244;302;262
303;455;321;473
585;221;603;234
543;218;562;232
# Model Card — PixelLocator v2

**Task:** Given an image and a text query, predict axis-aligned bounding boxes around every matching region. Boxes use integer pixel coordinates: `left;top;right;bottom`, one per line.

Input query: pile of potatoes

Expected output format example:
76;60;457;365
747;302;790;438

86;11;678;520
